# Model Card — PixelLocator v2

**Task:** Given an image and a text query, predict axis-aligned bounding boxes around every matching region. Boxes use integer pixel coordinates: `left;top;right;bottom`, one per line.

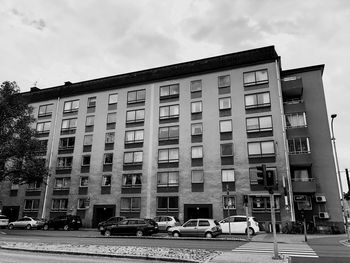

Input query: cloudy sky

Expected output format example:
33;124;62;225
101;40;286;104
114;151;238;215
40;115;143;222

1;0;349;191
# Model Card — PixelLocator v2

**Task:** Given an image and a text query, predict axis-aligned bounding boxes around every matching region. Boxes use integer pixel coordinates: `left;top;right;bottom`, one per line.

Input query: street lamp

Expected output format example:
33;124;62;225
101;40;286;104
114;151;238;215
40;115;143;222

330;114;349;240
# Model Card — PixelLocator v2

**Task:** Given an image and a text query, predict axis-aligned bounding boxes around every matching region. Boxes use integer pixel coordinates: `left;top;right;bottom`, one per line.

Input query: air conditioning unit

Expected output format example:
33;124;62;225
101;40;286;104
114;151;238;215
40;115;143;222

315;195;326;203
319;212;330;219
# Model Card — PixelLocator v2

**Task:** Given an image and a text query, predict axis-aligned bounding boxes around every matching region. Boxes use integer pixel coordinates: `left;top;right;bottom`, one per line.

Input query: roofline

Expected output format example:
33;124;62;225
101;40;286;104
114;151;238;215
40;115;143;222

22;45;279;102
281;64;325;77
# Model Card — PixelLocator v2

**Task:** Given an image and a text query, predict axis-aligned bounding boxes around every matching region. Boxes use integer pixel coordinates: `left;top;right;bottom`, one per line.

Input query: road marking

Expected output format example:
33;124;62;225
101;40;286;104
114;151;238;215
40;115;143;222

232;242;318;258
0;231;7;235
339;240;350;247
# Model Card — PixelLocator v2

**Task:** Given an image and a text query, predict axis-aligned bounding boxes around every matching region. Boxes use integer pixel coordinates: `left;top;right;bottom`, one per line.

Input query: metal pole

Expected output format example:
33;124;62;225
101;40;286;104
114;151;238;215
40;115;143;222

331;114;350;241
246;205;250;240
270;193;280;260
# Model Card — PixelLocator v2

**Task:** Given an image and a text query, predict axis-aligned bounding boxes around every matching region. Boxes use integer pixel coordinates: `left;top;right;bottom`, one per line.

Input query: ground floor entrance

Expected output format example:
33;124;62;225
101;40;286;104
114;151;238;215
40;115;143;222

183;204;212;222
92;205;115;228
2;206;20;222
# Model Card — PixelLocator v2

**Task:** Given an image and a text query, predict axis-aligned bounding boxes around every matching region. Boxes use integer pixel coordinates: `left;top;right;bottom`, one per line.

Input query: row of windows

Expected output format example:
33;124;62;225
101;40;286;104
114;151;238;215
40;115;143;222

37;69;268;117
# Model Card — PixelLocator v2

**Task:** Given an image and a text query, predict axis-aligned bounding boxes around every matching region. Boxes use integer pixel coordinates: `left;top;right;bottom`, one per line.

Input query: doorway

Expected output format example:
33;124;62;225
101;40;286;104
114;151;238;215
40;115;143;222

184;204;212;222
92;205;115;228
2;206;20;222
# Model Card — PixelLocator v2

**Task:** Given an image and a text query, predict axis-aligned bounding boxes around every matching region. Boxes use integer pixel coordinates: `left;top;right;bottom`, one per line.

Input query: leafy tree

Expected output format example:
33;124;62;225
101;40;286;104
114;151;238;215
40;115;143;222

0;81;48;184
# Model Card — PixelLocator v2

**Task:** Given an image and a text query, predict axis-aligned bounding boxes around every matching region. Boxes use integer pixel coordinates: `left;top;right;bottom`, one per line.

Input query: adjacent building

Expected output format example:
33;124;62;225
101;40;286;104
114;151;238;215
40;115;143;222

0;46;344;231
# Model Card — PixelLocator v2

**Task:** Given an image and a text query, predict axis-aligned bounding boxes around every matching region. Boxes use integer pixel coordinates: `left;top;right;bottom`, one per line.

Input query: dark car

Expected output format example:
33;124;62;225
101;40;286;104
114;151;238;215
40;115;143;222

101;218;158;237
97;216;125;231
43;215;82;231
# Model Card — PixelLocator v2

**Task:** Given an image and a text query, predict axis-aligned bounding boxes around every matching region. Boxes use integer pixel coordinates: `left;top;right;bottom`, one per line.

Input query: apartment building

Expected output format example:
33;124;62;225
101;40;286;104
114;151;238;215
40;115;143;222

0;46;344;231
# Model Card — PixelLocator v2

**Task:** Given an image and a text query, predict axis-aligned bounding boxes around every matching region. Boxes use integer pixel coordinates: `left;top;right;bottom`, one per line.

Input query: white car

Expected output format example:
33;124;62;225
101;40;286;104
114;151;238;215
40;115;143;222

0;215;9;228
219;215;260;235
154;216;181;231
8;217;45;230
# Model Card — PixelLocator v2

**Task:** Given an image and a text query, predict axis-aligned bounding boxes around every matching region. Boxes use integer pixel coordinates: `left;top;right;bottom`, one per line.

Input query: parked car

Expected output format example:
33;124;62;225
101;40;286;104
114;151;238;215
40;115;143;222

219;215;260;235
154;215;180;232
98;216;125;231
101;218;158;237
43;215;82;231
0;215;9;229
167;218;222;238
8;217;45;230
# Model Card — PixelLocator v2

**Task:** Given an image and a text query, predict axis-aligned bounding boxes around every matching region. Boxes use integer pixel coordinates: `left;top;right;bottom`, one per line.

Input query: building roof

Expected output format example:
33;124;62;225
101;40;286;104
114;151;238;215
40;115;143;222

281;64;325;77
23;45;279;102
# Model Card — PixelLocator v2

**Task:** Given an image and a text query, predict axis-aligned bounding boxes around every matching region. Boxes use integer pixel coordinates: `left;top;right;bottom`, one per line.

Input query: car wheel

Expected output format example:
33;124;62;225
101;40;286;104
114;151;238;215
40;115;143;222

205;232;213;238
166;226;171;232
43;224;49;231
136;230;143;237
25;224;32;230
63;224;70;231
104;230;111;237
246;227;255;236
8;224;14;230
172;231;180;237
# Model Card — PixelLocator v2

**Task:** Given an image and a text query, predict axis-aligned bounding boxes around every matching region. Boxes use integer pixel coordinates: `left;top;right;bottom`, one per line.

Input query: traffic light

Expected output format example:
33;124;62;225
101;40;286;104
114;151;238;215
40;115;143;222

256;164;266;186
265;170;275;187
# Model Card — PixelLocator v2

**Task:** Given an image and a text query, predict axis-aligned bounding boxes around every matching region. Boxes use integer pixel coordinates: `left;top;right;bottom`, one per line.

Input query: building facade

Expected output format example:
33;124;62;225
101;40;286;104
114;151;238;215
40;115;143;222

0;46;344;231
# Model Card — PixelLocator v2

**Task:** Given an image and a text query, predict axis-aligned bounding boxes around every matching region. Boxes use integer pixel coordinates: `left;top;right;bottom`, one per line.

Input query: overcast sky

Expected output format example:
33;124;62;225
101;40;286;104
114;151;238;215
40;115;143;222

1;0;349;191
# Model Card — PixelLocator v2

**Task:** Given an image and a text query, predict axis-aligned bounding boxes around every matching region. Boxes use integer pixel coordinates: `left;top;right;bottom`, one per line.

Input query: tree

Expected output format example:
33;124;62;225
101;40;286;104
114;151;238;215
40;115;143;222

0;81;48;184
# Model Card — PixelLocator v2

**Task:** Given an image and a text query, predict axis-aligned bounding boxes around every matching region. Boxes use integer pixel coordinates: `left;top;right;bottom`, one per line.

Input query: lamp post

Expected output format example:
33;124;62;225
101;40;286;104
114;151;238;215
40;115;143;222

330;114;349;240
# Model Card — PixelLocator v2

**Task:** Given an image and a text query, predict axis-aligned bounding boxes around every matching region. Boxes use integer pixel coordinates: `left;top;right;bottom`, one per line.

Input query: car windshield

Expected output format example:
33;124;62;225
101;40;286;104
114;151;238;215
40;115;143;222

214;220;220;226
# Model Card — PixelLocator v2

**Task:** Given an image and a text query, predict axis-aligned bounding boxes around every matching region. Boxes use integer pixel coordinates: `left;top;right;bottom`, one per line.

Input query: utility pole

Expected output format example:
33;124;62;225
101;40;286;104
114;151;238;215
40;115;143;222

226;185;231;235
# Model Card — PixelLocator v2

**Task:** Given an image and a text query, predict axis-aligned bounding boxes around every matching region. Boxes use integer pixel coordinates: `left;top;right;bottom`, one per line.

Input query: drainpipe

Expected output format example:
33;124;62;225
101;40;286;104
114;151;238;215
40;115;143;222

275;60;295;222
41;96;60;219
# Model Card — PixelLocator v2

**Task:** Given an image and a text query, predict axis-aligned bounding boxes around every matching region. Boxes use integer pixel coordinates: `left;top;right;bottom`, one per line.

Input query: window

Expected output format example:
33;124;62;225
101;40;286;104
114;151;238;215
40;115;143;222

191;101;202;113
38;104;53;117
61;118;77;132
24;199;39;211
56;157;73;169
80;176;89;187
122;174;142;188
105;132;115;144
104;153;113;164
221;143;233;157
78;198;90;209
123;151;143;165
27;181;41;190
288;137;310;154
51;199;68;211
157;171;179;187
121;197;141;212
192;170;204;183
38;140;48;151
250;167;277;185
285;113;307;128
218;75;230;88
248;141;275;157
11;183;19;190
59;137;75;149
220;120;232;133
157;196;178;212
191;146;203;159
82;155;91;166
83;134;93;146
191;123;203;135
107;112;117;124
223;196;236;209
245;92;270;109
87;97;96;107
158;148;179;163
252;196;280;211
125;130;144;144
159;126;179;141
243;69;268;86
127;89;146;104
126;109;145;123
219;97;231;110
160;84;179;98
108;93;118;104
159;105;179;119
296;195;312;211
54;177;70;189
190;80;202;92
63;100;79;113
86;116;94;126
222;169;235;182
36;121;51;133
246;116;273;133
292;169;311;182
102;175;111;186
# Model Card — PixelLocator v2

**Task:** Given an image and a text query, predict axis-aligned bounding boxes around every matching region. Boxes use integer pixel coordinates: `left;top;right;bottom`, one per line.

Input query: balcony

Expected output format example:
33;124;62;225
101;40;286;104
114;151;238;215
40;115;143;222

292;178;316;193
282;77;303;99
